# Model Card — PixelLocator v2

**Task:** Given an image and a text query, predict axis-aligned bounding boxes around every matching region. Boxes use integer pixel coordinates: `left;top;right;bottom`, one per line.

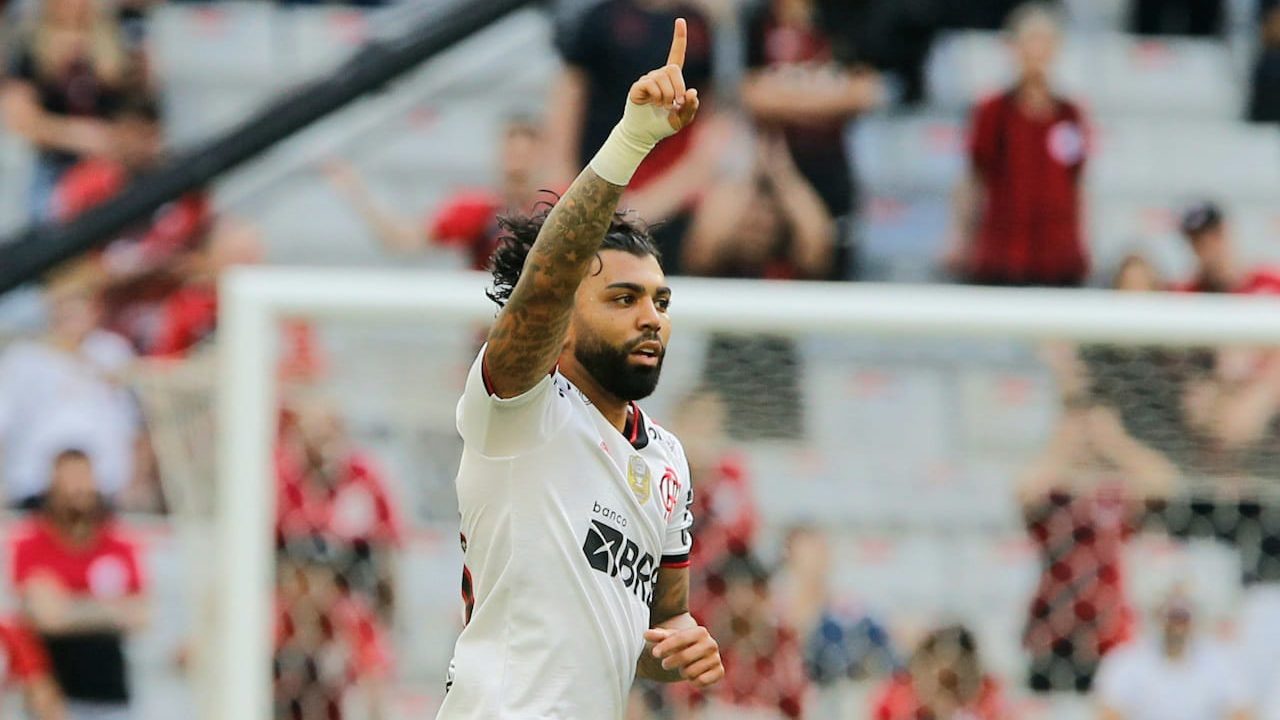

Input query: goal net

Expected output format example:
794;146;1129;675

160;269;1280;720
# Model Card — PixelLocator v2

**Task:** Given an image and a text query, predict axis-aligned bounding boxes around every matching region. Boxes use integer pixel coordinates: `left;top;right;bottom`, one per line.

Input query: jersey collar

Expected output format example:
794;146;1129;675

623;401;650;451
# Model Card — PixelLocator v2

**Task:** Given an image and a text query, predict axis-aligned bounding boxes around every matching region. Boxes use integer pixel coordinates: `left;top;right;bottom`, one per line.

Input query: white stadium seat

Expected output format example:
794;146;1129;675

150;3;279;86
927;31;1241;121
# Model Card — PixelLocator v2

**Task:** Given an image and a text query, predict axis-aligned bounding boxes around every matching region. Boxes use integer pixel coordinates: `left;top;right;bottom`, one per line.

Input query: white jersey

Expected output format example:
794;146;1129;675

437;348;694;720
1096;638;1250;720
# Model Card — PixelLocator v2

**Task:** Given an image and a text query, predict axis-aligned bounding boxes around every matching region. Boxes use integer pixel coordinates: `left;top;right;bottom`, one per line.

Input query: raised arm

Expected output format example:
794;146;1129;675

484;19;700;398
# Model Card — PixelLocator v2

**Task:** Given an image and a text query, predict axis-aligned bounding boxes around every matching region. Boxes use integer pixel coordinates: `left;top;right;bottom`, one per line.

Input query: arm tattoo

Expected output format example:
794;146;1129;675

649;567;690;626
636;568;693;682
485;168;625;397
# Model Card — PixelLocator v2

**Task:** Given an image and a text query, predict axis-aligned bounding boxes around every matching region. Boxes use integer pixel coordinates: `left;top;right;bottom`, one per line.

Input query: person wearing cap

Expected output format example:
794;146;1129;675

948;3;1090;288
1096;588;1250;720
1178;201;1280;295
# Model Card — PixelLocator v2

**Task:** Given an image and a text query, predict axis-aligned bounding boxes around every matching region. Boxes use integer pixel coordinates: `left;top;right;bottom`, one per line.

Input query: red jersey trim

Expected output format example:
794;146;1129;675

660;554;690;569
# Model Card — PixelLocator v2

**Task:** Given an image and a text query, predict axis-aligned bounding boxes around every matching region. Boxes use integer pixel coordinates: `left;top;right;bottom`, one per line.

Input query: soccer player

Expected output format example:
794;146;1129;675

436;19;724;720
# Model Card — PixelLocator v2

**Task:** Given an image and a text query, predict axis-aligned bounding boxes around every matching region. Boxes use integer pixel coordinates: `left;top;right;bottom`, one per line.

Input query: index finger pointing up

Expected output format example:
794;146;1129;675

667;18;687;68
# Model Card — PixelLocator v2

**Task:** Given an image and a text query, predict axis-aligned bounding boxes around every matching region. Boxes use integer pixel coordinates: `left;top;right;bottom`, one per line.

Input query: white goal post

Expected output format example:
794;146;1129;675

214;267;1280;720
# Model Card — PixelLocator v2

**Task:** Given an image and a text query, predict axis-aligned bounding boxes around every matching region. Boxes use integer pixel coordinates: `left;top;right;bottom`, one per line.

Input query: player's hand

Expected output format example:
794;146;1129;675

621;19;701;143
644;625;723;688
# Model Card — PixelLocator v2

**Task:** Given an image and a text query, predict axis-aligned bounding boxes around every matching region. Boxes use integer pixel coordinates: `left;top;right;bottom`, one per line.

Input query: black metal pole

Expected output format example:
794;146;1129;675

0;0;536;295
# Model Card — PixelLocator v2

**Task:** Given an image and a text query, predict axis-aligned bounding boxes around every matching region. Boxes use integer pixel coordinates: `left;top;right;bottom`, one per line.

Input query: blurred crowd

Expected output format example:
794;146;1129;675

3;0;1280;718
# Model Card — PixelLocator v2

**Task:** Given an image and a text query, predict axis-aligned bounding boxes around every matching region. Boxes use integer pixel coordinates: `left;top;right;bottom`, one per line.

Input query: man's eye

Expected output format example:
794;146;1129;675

656;298;671;311
616;295;635;306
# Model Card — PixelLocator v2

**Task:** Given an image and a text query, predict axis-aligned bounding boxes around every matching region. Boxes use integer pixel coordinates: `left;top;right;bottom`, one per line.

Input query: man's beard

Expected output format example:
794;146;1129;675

575;332;664;401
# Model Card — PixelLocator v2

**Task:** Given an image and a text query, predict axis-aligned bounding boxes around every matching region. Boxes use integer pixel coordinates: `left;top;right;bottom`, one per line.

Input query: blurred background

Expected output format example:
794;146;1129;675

4;0;1280;718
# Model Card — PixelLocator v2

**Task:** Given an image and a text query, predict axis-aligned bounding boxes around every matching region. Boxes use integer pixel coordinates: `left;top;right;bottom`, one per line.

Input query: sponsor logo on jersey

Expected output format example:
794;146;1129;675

627;455;652;504
582;505;656;604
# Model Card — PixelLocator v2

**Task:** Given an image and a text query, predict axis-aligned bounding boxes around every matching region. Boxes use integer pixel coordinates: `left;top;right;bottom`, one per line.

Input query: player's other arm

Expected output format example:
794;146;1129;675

484;20;700;399
637;567;723;686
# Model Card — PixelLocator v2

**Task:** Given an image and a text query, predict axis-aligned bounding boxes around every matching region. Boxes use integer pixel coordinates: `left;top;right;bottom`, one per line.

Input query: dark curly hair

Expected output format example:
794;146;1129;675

486;196;662;309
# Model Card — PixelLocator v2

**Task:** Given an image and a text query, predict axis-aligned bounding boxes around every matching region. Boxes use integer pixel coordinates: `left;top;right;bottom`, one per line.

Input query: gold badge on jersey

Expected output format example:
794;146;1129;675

627;455;652;504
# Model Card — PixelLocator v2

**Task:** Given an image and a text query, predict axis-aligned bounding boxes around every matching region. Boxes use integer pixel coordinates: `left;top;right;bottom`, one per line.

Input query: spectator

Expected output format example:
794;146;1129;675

684;133;835;279
2;0;129;220
671;552;809;719
740;0;884;279
1017;355;1176;693
870;624;1007;720
9;449;148;720
773;525;896;686
0;617;65;720
1177;202;1280;295
1097;589;1250;720
1130;0;1224;37
52;92;213;354
274;542;391;720
1174;202;1280;472
323;115;545;268
1076;254;1215;477
1249;4;1280;124
0;266;141;507
546;0;722;274
667;386;758;581
685;136;832;440
148;217;265;358
276;394;401;619
948;3;1090;288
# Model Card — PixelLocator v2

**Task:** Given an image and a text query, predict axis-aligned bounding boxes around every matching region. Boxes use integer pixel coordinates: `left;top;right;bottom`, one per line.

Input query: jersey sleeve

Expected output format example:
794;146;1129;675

8;532;35;588
428;193;496;248
661;455;695;568
456;345;568;458
0;622;50;681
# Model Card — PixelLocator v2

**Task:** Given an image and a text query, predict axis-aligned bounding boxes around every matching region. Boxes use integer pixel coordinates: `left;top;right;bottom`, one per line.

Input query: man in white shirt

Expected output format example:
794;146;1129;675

436;19;724;720
0;270;139;507
1097;590;1251;720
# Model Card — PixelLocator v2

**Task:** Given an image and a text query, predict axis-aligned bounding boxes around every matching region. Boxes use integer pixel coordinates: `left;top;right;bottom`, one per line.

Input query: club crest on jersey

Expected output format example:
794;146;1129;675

627;455;652;504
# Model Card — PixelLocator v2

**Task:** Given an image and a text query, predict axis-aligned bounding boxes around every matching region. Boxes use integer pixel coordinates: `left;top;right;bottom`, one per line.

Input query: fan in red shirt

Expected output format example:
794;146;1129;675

1176;201;1280;295
323;116;545;270
1016;403;1175;695
0;619;63;720
9;449;147;717
274;543;392;720
950;4;1089;287
276;395;401;618
52;93;213;353
668;387;760;581
147;217;266;358
671;553;809;719
871;625;1007;720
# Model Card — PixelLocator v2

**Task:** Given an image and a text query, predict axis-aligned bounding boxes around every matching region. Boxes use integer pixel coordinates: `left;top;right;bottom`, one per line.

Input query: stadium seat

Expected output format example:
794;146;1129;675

853;114;967;194
859;193;951;282
151;3;280;87
1090;119;1280;201
1091;34;1243;120
927;31;1241;121
278;6;372;84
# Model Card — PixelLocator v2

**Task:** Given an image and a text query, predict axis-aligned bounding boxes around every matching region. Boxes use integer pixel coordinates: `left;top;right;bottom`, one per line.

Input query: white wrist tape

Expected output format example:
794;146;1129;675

588;99;676;186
